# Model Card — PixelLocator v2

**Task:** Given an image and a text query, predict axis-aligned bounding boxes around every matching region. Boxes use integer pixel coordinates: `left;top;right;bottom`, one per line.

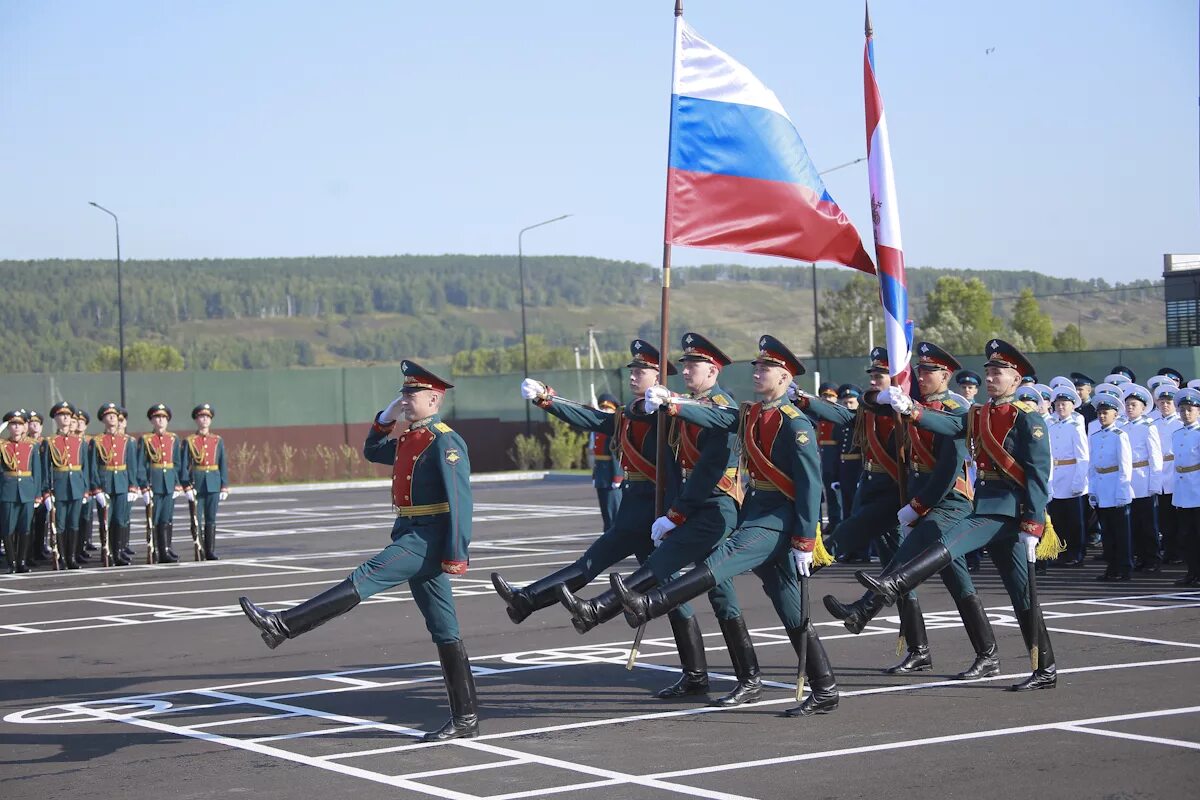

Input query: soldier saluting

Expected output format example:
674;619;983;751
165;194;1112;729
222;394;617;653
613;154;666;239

137;404;185;564
183;403;229;560
239;361;480;742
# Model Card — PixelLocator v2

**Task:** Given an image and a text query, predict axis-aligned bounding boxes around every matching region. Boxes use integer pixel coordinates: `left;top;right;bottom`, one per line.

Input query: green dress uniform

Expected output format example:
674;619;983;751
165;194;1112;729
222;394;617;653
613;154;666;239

183;408;228;560
613;336;840;718
559;333;756;705
91;408;138;567
43;403;89;570
822;343;1002;681
137;404;186;564
590;392;624;531
239;361;480;742
1;411;44;573
845;339;1057;692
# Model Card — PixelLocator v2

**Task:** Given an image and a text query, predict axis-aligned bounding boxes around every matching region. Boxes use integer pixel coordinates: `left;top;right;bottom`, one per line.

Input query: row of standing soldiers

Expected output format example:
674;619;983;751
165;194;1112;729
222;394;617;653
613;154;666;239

0;401;228;572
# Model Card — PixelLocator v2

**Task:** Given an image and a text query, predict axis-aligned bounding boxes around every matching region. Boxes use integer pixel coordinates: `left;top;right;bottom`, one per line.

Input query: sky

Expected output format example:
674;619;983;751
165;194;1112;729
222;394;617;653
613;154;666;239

1;0;1197;282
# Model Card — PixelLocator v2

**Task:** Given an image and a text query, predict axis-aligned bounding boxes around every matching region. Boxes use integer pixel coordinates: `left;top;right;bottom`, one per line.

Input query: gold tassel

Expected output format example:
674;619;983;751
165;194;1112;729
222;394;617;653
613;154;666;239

813;525;835;568
1036;516;1066;561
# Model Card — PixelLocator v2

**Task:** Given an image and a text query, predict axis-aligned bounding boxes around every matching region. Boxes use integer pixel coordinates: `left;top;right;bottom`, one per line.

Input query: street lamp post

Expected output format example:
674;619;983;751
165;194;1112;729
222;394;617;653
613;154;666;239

89;202;126;408
518;214;571;435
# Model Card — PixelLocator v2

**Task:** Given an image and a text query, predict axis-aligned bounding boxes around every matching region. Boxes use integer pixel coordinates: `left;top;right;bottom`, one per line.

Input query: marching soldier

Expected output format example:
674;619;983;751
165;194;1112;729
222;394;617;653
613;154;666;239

798;347;933;674
1121;385;1162;573
183;403;229;560
590;393;624;531
1171;388;1200;586
557;333;759;707
846;339;1057;691
2;410;44;573
91;403;139;566
25;410;50;566
618;335;839;718
239;361;480;742
1153;384;1184;564
821;342;1002;680
497;340;710;700
137;404;185;563
44;401;89;569
1090;393;1134;581
1046;385;1089;566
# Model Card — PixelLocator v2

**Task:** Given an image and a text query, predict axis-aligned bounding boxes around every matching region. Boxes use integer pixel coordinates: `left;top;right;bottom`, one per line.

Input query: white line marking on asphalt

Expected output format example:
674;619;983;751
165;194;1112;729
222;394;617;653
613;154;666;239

1058;724;1200;750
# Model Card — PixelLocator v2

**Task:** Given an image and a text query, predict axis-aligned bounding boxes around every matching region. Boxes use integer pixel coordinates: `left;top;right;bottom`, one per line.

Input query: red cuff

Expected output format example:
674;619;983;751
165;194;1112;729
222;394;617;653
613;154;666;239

791;536;815;552
909;404;924;423
1020;519;1044;537
795;395;810;410
910;497;931;517
666;508;687;525
441;560;468;575
373;416;396;434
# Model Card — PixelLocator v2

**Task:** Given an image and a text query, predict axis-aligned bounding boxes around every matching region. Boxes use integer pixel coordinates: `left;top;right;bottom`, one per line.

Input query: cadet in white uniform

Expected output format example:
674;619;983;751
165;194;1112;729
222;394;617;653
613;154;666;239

1089;394;1134;581
1153;384;1185;564
1121;385;1163;572
1171;389;1200;587
1047;385;1089;566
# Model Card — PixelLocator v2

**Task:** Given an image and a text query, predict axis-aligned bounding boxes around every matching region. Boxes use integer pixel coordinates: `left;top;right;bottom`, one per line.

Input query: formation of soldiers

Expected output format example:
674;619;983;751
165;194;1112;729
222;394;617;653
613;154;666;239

212;335;1200;741
0;401;229;573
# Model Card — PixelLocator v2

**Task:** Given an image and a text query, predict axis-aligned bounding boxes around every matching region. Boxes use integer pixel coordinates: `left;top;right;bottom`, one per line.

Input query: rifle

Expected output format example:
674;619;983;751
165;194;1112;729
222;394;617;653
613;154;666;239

48;493;61;571
189;497;203;561
98;494;110;567
145;494;157;565
796;571;810;702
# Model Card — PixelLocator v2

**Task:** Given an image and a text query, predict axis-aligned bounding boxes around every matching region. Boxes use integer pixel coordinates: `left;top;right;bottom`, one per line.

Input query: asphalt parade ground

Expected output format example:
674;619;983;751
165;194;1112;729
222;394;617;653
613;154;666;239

3;479;1199;800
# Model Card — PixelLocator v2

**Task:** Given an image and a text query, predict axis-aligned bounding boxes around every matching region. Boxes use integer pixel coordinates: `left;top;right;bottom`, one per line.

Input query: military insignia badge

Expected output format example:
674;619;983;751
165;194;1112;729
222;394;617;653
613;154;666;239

797;431;810;446
1032;427;1045;440
445;448;461;465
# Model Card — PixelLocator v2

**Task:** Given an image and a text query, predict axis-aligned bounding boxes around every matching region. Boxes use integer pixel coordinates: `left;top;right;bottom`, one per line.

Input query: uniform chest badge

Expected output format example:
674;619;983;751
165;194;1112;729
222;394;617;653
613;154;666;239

797;431;810;446
1032;427;1045;439
444;448;461;465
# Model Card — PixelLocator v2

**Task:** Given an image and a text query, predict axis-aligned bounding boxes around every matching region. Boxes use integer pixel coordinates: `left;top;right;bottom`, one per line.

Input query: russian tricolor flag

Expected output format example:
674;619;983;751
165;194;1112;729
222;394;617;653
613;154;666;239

664;19;875;274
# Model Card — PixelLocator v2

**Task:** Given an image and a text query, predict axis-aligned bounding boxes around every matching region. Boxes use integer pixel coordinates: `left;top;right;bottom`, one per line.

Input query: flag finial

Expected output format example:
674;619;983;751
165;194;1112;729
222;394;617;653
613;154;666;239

675;0;683;17
864;1;873;38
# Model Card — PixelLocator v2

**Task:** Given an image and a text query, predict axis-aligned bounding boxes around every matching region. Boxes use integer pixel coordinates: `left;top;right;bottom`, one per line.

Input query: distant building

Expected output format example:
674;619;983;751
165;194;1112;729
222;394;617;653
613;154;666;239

1165;254;1200;346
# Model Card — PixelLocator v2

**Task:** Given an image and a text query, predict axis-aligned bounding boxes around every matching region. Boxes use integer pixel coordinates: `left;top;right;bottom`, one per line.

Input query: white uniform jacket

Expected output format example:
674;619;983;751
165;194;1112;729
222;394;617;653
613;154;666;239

1089;424;1133;508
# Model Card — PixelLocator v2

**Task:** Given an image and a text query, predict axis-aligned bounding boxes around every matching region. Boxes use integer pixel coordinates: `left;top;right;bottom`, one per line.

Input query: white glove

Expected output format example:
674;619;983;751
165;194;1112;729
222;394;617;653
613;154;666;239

1019;531;1038;562
126;491;139;503
879;386;913;414
172;489;182;499
897;503;920;528
520;378;547;400
184;488;196;501
650;515;677;546
787;381;799;401
140;492;151;506
378;394;404;424
643;385;672;409
219;491;229;501
792;548;814;577
43;496;54;511
610;480;622;490
94;493;108;509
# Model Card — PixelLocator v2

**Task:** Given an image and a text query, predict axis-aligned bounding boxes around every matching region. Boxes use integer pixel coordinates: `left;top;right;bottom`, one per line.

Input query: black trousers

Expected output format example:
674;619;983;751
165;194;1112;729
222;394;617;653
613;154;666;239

1157;496;1180;561
1129;496;1159;568
1048;496;1086;562
1177;506;1200;575
1098;505;1133;577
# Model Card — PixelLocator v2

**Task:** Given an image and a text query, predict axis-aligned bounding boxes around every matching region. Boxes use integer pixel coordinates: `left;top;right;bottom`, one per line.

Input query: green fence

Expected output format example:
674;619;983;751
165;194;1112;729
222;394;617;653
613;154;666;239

3;346;1197;430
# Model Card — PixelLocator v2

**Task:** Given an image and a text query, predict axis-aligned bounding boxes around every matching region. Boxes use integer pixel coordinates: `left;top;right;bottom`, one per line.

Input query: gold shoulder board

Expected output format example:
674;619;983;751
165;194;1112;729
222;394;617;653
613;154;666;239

780;405;799;418
434;422;453;433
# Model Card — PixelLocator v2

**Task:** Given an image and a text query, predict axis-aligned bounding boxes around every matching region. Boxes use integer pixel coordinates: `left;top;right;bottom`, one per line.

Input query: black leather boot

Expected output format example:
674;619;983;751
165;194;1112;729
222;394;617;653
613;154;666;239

612;566;717;628
63;528;81;569
203;522;218;560
655;612;710;699
2;533;15;574
783;626;839;717
855;542;951;605
558;566;656;634
423;640;479;742
1009;607;1056;691
952;594;1000;679
711;616;762;707
15;531;31;573
491;564;587;624
113;525;132;566
239;578;361;649
823;589;887;635
155;524;179;563
885;596;932;674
